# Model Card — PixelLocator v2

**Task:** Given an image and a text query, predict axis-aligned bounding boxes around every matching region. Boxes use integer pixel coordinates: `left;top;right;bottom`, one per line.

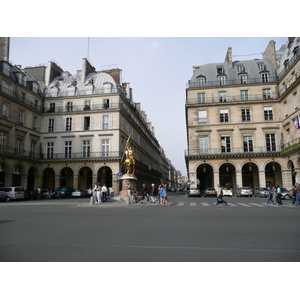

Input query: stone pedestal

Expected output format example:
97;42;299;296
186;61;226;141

119;175;138;197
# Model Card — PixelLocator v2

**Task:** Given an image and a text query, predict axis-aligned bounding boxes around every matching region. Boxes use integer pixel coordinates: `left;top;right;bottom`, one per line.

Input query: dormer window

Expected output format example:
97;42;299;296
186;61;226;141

218;75;226;86
217;65;224;74
237;64;245;73
240;75;248;84
257;63;266;71
197;75;206;87
261;72;269;83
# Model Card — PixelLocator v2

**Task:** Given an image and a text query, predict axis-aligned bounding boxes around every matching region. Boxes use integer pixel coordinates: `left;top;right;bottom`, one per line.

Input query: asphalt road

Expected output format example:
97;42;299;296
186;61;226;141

0;193;299;262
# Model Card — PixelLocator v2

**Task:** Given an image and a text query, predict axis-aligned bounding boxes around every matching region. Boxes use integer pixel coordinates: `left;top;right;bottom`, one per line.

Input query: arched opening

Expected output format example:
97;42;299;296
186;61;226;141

219;163;236;190
98;166;112;188
0;163;6;187
43;168;55;190
60;167;74;187
197;163;214;191
265;161;282;188
241;162;259;189
12;164;22;186
78;167;93;190
27;167;37;190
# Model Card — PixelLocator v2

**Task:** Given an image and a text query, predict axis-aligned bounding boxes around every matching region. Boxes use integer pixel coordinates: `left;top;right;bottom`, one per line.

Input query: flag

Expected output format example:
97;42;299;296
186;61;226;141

294;116;299;130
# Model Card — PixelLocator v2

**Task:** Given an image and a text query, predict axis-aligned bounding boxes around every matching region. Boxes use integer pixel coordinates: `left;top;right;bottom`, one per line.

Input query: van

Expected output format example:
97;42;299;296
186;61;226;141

0;187;25;202
54;186;75;198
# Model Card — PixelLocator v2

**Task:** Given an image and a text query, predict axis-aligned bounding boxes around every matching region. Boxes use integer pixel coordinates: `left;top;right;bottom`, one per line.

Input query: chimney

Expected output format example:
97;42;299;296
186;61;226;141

0;37;10;61
225;47;232;67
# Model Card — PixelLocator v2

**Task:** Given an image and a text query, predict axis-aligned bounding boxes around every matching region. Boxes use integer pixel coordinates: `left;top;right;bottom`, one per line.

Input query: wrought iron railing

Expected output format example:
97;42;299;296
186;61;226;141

186;93;277;105
281;137;300;153
185;146;281;157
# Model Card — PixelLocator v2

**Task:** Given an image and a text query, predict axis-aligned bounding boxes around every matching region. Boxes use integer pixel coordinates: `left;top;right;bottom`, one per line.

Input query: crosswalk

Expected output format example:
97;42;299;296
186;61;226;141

140;201;297;208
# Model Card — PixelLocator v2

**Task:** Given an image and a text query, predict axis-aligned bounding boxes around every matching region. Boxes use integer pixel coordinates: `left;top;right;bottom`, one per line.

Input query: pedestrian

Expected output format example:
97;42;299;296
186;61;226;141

157;184;161;204
101;184;108;202
215;184;227;205
127;184;132;203
295;183;300;206
266;186;275;205
92;182;98;203
272;186;278;205
37;187;41;199
164;184;171;205
109;186;114;202
140;183;149;202
276;185;282;205
291;184;297;204
159;183;166;205
96;183;102;204
150;183;156;203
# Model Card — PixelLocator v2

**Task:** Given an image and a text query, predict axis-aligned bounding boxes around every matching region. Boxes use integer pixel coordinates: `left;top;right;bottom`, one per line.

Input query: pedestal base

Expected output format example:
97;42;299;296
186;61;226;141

119;175;138;197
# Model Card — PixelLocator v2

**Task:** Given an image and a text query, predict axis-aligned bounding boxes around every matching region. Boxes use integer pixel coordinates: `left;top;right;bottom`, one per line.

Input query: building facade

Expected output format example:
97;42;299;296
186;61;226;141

185;38;300;193
0;38;173;193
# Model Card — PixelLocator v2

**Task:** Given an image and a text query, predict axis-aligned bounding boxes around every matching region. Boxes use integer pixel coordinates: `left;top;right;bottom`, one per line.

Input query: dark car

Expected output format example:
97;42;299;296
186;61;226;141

203;188;217;197
54;186;75;198
254;187;268;197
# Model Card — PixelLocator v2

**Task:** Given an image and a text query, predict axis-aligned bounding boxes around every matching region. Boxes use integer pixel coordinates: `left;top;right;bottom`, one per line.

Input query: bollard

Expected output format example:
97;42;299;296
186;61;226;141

126;195;131;205
90;195;94;205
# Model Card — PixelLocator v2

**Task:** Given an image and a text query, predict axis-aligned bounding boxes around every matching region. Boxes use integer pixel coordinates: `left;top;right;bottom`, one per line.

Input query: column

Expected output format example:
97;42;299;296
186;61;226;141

188;172;197;188
21;174;28;190
55;175;60;189
258;171;266;188
235;171;242;190
213;171;219;188
73;175;79;189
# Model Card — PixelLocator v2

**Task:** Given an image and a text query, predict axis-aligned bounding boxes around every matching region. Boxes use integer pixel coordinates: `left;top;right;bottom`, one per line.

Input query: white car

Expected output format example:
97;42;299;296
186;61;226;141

221;187;233;197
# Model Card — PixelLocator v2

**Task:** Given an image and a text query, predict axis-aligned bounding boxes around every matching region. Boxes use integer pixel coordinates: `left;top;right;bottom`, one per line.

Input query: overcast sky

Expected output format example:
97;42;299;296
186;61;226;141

8;37;288;174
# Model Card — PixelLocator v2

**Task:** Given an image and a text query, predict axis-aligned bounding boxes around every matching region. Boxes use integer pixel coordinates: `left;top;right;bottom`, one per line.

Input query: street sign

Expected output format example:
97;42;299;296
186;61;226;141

117;172;123;177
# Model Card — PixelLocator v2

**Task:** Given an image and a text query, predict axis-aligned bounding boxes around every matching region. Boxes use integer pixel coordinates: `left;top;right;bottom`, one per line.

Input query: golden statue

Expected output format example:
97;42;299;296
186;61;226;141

123;136;135;176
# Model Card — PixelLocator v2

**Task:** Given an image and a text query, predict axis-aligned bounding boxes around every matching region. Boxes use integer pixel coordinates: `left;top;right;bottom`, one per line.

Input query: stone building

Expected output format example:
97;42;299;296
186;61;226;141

0;38;172;193
185;38;300;193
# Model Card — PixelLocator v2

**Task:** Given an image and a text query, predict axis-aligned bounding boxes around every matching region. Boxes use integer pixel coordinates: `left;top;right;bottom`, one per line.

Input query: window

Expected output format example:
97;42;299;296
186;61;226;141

19;91;26;102
243;135;253;152
242;108;251;122
0;132;7;151
266;133;276;151
48;119;54;132
16;139;22;155
261;73;269;83
84;100;91;110
19;110;25;125
284;101;288;117
241;90;249;101
220;109;229;123
197;77;206;87
240;75;248;84
294;92;298;109
101;139;110;157
218;75;226;86
66;102;73;112
84;117;90;130
65;141;72;158
237;65;244;73
263;88;271;99
199;136;209;153
2;103;9;119
221;136;231;153
48;103;55;112
219;91;227;102
34;99;38;109
47;142;54;159
264;107;273;121
198;93;206;103
257;63;265;71
66;118;72;131
102;99;110;109
32;116;37;130
30;141;36;158
217;66;224;74
83;140;90;158
101;115;112;130
198;110;207;124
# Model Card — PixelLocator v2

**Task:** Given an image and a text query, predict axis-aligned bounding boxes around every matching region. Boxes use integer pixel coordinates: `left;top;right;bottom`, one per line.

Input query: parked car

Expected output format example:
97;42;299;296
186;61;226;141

254;187;268;197
278;188;291;200
237;187;253;197
203;188;217;197
221;187;233;197
54;186;75;198
71;189;88;198
0;187;25;202
188;188;201;197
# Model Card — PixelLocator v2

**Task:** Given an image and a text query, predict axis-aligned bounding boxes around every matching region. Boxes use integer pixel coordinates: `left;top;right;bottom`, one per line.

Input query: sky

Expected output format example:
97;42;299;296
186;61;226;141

8;37;288;174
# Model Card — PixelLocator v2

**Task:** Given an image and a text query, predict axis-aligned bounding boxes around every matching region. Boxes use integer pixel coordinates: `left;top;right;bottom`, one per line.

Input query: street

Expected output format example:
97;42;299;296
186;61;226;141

0;193;299;262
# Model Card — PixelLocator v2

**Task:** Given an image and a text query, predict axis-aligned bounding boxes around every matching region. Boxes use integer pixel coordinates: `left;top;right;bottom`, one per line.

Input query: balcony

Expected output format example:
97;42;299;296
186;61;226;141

185;146;281;159
187;76;278;89
281;137;300;154
0;84;43;112
186;94;277;105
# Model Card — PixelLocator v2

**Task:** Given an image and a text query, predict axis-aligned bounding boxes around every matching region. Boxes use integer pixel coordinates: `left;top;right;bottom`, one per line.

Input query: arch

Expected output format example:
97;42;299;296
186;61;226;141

43;168;55;190
98;166;113;188
78;166;93;190
59;167;74;187
0;162;8;187
27;166;38;191
196;163;214;191
219;162;236;189
12;163;23;186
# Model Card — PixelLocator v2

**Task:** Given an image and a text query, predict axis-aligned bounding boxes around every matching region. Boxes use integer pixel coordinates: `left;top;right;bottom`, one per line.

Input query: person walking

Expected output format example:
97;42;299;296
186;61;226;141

291;184;297;204
92;182;98;204
215;184;227;205
164;184;171;205
295;183;300;206
266;186;275;205
96;183;102;204
276;185;282;205
140;183;149;202
150;183;156;203
159;184;166;205
272;186;278;205
101;184;108;202
109;186;114;202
